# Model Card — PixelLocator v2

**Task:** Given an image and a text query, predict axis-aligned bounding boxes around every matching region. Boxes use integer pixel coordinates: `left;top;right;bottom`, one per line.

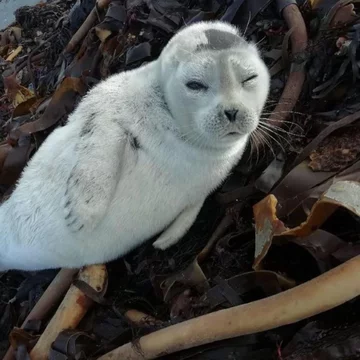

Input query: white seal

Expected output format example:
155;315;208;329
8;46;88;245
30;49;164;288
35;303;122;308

0;20;270;271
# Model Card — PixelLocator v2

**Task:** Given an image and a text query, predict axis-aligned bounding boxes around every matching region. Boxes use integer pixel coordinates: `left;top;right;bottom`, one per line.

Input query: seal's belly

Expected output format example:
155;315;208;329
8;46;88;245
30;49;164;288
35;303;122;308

91;154;196;260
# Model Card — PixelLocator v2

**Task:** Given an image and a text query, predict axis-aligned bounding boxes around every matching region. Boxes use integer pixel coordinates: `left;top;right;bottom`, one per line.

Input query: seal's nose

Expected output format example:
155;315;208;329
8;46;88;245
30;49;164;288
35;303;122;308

224;109;238;122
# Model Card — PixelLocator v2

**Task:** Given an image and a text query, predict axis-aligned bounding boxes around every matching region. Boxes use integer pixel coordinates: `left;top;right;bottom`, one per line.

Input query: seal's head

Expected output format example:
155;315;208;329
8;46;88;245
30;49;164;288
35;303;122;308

158;21;270;149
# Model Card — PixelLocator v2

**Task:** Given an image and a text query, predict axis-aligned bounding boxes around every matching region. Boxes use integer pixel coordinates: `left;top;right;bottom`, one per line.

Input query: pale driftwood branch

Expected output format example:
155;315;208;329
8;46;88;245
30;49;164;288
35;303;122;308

124;309;165;328
64;0;111;54
22;269;79;324
97;255;360;360
30;265;107;360
2;268;78;360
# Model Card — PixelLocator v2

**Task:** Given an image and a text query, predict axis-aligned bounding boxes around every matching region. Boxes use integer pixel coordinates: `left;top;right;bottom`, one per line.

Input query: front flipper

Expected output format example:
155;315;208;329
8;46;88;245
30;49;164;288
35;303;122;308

64;115;128;232
153;201;204;250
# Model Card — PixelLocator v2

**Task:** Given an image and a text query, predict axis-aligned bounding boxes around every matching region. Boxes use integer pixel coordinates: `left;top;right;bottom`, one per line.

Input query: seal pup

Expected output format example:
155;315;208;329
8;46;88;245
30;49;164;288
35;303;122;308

0;21;270;271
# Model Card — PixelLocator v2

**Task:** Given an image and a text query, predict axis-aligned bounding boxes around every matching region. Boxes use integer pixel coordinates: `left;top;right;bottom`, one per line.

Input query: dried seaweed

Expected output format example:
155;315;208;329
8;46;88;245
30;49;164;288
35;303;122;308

1;0;360;359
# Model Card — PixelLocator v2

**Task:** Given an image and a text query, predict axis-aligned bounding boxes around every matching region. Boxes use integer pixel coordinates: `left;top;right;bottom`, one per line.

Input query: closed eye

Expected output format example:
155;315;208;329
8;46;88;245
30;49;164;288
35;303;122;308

186;81;208;91
242;74;258;84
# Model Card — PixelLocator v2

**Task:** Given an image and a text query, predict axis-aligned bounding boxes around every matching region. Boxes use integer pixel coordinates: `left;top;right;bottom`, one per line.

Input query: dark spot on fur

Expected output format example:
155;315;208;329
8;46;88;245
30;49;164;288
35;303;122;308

197;29;243;52
85;197;93;204
65;200;71;208
77;224;84;231
67;217;77;227
123;128;141;151
80;113;96;137
130;135;140;150
160;100;171;115
65;211;72;220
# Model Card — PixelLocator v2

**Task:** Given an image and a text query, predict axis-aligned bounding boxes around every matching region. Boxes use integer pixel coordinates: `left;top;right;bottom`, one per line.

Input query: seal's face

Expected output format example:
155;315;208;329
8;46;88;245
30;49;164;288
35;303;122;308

159;21;270;149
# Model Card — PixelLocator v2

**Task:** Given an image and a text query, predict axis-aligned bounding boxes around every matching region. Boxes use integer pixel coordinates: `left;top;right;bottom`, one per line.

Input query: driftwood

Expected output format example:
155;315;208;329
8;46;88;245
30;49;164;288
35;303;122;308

2;269;78;360
30;265;107;360
97;255;360;360
124;310;165;329
64;0;111;53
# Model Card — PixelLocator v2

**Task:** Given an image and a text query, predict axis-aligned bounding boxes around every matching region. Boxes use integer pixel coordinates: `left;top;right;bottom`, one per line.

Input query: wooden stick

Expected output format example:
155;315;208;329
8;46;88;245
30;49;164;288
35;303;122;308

124;310;165;328
64;0;111;54
2;268;78;360
30;265;107;360
97;255;360;360
22;269;79;324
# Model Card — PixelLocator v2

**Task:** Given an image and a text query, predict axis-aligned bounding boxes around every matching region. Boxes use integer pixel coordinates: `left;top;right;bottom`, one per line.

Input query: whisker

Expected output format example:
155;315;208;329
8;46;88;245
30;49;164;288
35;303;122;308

259;118;304;132
243;11;252;36
259;121;304;137
257;132;278;161
249;133;264;166
256;127;285;154
249;133;260;165
258;124;293;148
254;129;277;158
255;36;266;46
261;110;307;116
260;118;303;124
264;99;298;103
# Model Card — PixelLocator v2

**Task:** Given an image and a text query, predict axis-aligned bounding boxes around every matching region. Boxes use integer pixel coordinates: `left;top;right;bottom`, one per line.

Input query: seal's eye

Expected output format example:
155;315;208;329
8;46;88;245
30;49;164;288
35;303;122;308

242;74;258;84
186;81;208;91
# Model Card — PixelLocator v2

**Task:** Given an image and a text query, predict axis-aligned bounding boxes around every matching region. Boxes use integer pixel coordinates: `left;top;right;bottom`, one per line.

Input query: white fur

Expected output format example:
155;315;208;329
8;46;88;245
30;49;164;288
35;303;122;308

0;21;270;271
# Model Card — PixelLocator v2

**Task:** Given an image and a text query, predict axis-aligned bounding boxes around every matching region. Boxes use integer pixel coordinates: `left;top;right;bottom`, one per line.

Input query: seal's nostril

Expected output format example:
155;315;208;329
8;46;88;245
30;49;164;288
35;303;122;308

224;109;238;122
